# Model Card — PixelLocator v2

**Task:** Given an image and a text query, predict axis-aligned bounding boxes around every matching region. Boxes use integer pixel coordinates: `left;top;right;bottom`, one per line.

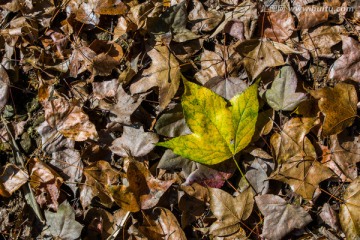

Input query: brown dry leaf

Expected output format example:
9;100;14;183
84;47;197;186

188;0;224;33
208;187;253;238
270;117;317;163
68;45;97;78
329;133;360;180
302;25;344;58
204;76;248;100
29;158;63;211
194;44;242;85
297;6;329;29
320;203;340;231
79;160;121;209
94;0;128;15
0;163;29;197
108;84;148;125
130;45;180;110
139;208;186;239
263;10;295;43
0;65;10;109
107;185;140;212
41;88;98;141
50;149;83;195
328;36;360;82
66;0;100;26
110;126;158;157
92;53;119;76
255;194;312;240
339;177;360;239
127;161;175;210
240;40;285;80
271;156;333;200
92;79;119;100
310;82;357;136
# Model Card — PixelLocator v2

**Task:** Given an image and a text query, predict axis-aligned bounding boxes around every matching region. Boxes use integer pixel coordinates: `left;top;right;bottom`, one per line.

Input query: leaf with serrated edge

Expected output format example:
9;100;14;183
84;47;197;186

157;79;258;165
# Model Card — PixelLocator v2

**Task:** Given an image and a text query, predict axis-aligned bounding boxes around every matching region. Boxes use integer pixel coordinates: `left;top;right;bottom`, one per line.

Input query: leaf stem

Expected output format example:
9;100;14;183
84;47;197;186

232;155;257;193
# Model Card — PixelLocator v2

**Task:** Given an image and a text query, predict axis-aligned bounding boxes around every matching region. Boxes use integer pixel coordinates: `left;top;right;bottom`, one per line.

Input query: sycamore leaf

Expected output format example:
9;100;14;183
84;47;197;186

255;194;312;240
340;177;360;239
157;80;259;165
265;66;307;111
130;45;180;110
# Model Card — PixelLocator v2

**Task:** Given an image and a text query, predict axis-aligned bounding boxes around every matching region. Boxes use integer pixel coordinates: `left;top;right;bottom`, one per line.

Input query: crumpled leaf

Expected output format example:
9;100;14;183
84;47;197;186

110;126;159;157
0;163;29;197
265;65;307;111
240;40;285;80
92;79;119;99
130;45;180;110
310;82;357;136
0;65;10;110
44;201;83;240
328;36;360;82
271;156;333;199
79;160;121;209
50;149;83;195
255;194;312;240
194;44;242;85
209;187;253;237
29;158;63;211
339;177;360;239
320;203;340;231
188;0;224;32
270;117;317;163
158;80;259;165
139;208;186;239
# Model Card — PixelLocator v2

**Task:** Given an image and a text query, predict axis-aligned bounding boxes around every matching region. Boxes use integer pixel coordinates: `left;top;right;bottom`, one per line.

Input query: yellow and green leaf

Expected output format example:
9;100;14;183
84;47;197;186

157;79;259;165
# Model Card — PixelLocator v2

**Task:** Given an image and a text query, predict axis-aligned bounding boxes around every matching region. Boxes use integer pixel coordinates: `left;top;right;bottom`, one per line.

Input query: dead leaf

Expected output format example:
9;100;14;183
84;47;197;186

110;126;158;157
246;158;275;195
339;177;360;239
50;149;83;195
194;44;242;85
255;194;312;240
320;203;339;231
188;0;224;32
44;201;83;240
92;79;119;100
130;45;180;110
270;117;317;163
271;156;333;199
240;40;285;80
297;6;329;29
265;65;307;111
155;105;191;137
263;10;295;42
139;208;186;239
0;163;29;197
79;160;121;209
120;161;175;210
0;65;10;110
204;76;248;100
310;82;358;136
328;36;360;82
29;158;63;211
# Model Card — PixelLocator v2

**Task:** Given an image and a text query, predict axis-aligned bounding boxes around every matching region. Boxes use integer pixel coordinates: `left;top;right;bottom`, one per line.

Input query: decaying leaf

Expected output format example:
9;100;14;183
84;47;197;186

188;0;224;32
130;45;180;110
263;10;295;43
110;126;159;157
44;201;83;240
0;163;29;197
310;82;357;136
0;65;10;110
265;65;307;111
255;194;312;240
271;156;333;199
339;177;360;239
158;79;259;165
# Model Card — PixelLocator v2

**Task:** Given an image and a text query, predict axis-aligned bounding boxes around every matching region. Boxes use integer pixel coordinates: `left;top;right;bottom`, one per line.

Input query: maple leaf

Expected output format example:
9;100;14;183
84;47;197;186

265;66;307;111
263;10;295;43
130;45;180;110
157;79;259;165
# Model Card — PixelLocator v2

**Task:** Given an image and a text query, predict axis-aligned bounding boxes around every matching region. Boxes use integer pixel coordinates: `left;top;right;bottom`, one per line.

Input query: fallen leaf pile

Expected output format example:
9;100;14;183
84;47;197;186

0;0;359;239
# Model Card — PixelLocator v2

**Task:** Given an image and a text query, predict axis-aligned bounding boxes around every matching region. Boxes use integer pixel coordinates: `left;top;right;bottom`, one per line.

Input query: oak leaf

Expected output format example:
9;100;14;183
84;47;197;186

157;79;259;165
